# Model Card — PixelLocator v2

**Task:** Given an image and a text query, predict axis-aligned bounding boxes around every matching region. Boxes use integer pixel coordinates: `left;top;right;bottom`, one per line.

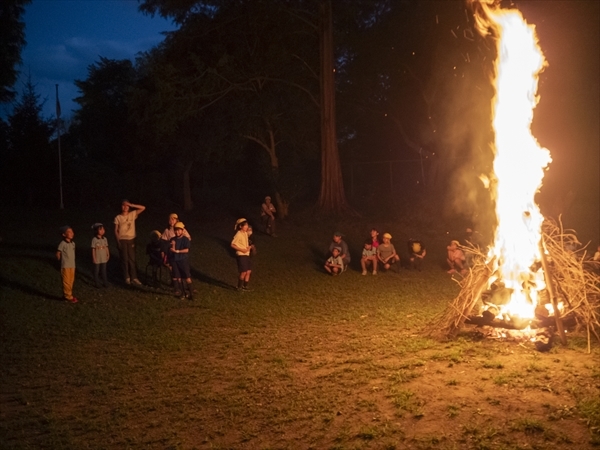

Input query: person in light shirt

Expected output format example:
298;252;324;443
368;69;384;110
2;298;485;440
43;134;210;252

231;218;253;291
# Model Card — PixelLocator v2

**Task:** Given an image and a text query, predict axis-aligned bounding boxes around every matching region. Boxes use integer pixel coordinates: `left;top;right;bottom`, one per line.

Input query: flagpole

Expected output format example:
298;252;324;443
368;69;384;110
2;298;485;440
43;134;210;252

56;84;64;209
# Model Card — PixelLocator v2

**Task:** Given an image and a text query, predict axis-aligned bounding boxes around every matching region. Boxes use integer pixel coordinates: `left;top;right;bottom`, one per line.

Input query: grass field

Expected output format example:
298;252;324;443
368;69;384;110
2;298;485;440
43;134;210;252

1;207;599;449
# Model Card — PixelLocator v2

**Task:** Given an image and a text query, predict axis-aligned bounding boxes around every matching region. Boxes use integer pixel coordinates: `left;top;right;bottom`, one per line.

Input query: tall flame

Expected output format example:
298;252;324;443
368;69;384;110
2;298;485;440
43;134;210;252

471;1;552;321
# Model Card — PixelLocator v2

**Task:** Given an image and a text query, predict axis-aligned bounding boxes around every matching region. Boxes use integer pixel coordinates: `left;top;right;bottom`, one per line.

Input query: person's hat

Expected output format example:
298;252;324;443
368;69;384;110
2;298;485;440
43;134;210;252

383;232;392;239
333;231;343;237
333;246;342;252
59;225;72;234
235;218;247;230
91;222;103;231
174;222;185;229
150;230;161;240
169;213;178;220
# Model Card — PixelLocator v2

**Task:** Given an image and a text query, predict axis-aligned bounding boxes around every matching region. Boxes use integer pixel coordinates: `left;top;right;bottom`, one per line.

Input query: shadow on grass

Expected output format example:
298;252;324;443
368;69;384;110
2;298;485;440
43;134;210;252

190;267;236;291
0;274;63;301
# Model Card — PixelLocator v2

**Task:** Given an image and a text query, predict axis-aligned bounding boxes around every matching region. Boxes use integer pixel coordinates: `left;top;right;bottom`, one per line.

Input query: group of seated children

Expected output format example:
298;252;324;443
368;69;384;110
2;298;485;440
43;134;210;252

323;227;482;276
325;229;426;276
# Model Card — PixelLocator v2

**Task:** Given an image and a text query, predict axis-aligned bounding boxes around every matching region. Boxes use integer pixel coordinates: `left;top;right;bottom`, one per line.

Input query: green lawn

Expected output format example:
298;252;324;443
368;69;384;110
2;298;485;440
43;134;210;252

1;208;598;449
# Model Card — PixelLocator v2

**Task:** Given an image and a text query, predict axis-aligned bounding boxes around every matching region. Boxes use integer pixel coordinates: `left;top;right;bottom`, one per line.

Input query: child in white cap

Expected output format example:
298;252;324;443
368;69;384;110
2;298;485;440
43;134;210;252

377;232;400;272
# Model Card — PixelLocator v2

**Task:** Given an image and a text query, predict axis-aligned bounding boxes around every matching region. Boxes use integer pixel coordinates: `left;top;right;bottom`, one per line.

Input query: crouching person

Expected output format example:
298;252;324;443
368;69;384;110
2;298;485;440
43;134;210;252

325;246;344;275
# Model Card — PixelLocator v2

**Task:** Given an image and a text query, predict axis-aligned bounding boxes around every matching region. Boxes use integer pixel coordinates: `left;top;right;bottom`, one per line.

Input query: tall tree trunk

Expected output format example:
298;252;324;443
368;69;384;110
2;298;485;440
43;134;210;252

317;0;349;214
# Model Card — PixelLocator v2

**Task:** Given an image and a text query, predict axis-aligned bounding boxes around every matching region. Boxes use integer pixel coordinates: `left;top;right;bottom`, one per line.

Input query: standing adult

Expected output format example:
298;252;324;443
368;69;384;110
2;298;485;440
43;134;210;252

114;199;145;285
231;218;253;291
261;196;277;236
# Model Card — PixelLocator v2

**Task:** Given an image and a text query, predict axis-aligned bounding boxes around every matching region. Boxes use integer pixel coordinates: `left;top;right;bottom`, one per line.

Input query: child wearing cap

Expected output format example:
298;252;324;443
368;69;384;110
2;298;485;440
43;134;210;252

91;223;110;287
231;218;253;291
56;226;78;303
377;233;400;272
114;199;145;285
361;240;378;275
325;247;344;275
169;222;194;299
407;238;426;271
328;232;350;269
261;196;277;236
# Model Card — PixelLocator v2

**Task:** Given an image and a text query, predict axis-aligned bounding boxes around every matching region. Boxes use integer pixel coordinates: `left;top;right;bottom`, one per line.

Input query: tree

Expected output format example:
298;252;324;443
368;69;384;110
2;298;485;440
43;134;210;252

136;0;322;212
73;57;138;170
4;77;55;205
317;0;350;214
0;0;31;103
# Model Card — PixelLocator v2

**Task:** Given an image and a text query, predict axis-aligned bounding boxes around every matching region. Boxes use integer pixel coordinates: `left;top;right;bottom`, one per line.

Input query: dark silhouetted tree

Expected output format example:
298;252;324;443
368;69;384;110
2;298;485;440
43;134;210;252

0;0;31;103
4;77;55;205
73;57;138;171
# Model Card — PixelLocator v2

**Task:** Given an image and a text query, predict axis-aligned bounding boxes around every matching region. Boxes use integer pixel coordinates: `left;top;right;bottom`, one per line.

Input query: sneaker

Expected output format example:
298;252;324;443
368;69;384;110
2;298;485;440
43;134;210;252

132;278;142;285
66;297;78;303
242;286;253;291
362;270;367;276
125;278;131;285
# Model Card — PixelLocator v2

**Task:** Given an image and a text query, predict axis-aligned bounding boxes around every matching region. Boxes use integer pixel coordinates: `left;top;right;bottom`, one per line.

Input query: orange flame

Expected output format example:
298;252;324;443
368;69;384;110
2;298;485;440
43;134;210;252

470;1;552;321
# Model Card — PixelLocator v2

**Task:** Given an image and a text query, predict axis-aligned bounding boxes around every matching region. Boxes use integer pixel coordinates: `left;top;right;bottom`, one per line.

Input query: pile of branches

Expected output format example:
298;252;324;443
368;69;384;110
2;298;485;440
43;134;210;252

426;218;600;351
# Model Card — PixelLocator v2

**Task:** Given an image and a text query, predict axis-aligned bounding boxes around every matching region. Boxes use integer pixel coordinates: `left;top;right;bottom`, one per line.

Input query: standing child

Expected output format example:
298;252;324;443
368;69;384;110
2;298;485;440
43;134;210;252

377;233;400;272
407;238;426;271
261;196;277;236
91;223;110;287
325;247;344;275
56;226;78;303
114;199;145;285
169;222;194;299
361;240;378;275
231;218;253;291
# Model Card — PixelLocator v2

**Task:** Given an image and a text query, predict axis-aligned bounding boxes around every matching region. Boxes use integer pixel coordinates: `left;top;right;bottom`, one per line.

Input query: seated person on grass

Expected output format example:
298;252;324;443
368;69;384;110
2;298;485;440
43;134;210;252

447;240;466;274
328;231;350;269
377;233;400;272
370;228;380;250
361;240;378;275
325;246;344;275
407;238;426;271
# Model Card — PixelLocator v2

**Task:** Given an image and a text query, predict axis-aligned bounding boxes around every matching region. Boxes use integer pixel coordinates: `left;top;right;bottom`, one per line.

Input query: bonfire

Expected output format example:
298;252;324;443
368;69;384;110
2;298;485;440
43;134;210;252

428;0;600;351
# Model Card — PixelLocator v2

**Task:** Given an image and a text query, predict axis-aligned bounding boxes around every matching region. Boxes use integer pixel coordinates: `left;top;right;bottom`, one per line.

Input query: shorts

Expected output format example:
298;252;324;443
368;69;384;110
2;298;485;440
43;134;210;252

236;255;252;273
172;259;191;279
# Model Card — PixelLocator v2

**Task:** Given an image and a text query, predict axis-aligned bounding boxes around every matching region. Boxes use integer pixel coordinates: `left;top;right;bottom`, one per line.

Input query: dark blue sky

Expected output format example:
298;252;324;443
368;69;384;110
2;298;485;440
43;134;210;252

11;0;177;119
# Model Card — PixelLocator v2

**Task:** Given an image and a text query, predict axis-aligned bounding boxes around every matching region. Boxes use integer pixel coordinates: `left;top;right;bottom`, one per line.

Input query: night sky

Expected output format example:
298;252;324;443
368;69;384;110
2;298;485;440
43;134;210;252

11;0;177;119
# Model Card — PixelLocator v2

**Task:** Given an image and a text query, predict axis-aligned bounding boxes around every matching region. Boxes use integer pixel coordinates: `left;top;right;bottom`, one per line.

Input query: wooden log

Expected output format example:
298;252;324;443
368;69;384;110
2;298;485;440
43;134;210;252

539;241;567;345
